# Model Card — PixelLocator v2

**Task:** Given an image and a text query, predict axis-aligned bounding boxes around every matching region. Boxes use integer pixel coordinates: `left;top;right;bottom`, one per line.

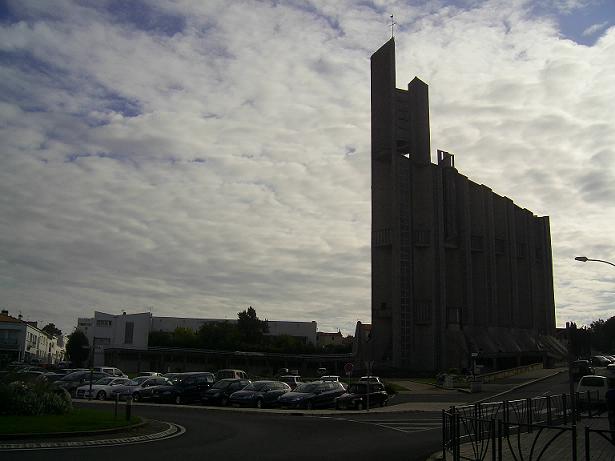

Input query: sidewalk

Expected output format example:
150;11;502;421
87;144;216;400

449;416;615;461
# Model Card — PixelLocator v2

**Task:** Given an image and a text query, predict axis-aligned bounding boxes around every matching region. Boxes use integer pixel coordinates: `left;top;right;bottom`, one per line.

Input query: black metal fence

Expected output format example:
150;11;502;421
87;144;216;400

442;392;614;461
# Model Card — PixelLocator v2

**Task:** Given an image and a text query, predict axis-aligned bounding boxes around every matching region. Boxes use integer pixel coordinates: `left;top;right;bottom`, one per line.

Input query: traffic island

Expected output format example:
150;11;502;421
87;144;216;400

0;418;185;450
0;407;142;439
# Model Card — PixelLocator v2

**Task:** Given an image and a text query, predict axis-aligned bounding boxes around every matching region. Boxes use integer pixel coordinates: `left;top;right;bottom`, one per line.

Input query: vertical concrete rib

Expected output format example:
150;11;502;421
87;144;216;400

408;78;431;164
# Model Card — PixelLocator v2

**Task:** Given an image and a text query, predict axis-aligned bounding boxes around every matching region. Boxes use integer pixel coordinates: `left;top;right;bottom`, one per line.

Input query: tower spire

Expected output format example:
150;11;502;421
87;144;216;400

390;14;396;38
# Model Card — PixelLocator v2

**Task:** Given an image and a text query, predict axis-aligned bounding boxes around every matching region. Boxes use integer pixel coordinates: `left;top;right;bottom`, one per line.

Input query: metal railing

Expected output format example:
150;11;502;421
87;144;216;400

442;392;614;461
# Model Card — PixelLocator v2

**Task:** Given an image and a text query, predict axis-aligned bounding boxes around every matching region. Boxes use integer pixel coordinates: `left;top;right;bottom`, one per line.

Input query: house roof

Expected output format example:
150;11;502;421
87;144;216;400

0;313;23;323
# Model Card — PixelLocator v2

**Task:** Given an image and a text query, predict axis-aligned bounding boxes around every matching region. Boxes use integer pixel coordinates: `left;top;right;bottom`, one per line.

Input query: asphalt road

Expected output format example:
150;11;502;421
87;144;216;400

2;372;576;461
3;403;442;461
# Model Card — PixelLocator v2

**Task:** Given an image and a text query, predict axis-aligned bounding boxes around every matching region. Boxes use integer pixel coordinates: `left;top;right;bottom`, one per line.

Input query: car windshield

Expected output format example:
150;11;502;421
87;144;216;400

294;383;320;393
95;377;114;385
213;380;231;389
243;382;270;391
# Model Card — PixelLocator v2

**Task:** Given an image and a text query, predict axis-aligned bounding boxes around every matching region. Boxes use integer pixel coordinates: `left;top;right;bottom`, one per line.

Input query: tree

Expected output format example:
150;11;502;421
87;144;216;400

198;321;240;350
65;329;90;367
237;306;268;345
172;327;198;348
589;316;615;352
41;323;62;337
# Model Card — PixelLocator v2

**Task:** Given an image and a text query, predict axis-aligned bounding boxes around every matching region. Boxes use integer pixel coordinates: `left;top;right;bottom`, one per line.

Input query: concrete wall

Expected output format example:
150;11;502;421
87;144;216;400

370;39;557;373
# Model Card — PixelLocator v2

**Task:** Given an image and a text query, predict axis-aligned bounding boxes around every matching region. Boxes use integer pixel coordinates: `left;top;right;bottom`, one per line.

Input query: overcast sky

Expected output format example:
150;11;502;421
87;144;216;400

1;0;614;336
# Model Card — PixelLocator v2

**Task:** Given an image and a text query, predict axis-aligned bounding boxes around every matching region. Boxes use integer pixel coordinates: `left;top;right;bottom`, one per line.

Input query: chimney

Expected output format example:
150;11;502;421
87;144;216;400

0;309;8;316
18;313;23;320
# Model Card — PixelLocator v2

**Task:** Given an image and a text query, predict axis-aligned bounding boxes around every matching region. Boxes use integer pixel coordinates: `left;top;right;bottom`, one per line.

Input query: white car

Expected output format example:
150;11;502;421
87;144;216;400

93;366;127;377
321;375;341;382
75;376;130;400
359;376;383;384
577;375;608;406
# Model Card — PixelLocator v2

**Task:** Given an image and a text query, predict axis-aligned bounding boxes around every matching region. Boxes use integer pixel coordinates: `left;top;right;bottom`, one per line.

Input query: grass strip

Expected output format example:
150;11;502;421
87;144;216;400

0;408;141;435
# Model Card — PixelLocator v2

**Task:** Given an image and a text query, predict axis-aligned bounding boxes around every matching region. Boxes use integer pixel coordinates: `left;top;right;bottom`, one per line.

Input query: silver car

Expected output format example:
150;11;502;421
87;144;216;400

76;376;130;400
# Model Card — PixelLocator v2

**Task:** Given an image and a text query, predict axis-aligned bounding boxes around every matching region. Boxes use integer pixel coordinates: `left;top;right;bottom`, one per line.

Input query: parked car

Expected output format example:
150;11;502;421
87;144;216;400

279;375;302;390
229;380;290;408
55;370;111;397
321;375;341;382
75;376;130;400
216;369;248;380
43;372;71;383
93;366;126;377
359;376;383;384
110;376;170;401
277;381;346;410
335;382;388;410
590;356;611;367
138;371;162;376
202;378;251;406
8;370;48;384
571;360;595;381
577;375;609;410
149;372;216;404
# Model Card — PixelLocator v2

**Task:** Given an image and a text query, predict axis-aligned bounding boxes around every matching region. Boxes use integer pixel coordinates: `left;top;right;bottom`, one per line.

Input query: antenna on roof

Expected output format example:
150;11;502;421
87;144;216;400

390;14;396;39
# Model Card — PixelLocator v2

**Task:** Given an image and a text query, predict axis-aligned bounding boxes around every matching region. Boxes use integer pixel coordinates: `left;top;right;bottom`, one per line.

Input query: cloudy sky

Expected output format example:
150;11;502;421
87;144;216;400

1;0;614;336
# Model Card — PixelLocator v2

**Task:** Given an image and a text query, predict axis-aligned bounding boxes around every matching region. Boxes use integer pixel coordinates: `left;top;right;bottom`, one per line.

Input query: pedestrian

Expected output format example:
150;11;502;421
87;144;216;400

606;379;615;444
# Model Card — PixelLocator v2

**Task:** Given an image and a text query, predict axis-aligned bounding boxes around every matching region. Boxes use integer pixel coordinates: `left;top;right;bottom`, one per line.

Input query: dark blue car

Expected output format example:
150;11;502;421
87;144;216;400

229;380;290;408
277;381;346;410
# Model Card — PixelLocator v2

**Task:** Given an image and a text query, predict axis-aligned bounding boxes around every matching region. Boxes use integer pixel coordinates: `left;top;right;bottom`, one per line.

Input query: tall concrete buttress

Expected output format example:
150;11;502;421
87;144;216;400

370;40;559;373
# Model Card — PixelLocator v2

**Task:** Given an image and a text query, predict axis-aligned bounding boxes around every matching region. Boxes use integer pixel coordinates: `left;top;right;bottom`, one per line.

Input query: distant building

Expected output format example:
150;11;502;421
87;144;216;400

0;310;65;365
368;39;564;373
77;310;318;366
317;331;344;348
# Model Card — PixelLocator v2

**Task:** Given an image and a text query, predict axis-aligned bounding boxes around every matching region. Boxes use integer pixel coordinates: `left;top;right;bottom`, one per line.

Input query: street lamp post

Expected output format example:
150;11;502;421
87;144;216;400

574;256;615;267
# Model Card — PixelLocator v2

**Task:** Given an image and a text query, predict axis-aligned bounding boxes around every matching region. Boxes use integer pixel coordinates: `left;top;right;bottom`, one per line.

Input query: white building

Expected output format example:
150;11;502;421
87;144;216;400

0;310;65;365
78;311;318;365
77;311;151;366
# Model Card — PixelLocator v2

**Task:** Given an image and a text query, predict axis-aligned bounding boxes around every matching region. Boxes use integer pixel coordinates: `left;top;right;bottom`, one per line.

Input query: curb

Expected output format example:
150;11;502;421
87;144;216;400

0;418;147;441
0;420;185;451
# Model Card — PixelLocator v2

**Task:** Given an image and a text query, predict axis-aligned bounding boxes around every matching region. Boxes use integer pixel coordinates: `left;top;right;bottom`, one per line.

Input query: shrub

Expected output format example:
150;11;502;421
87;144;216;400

0;381;72;416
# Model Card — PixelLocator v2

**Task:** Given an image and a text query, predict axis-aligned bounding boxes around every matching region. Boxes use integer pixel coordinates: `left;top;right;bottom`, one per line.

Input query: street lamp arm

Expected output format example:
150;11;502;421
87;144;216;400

575;256;615;267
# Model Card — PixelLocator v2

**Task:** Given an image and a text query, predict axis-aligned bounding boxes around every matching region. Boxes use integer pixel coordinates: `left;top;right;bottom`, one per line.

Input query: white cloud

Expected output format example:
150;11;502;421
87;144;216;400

582;21;609;36
1;0;614;336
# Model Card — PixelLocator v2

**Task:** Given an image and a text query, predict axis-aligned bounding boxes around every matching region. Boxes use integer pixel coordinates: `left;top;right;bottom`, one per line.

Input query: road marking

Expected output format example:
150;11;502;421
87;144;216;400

322;416;442;434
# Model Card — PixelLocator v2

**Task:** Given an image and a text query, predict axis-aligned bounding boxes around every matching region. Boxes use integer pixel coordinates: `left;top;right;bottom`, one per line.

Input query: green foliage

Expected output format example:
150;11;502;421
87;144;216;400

41;323;62;337
172;327;199;348
149;330;173;347
237;306;268;344
0;408;139;434
198;321;241;350
0;381;72;416
66;329;89;366
589;317;615;353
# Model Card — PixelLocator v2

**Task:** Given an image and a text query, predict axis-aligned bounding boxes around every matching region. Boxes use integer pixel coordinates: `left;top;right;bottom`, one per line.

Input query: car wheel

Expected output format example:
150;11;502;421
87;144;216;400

256;399;263;409
96;391;106;401
132;393;139;402
175;395;182;405
356;401;364;411
221;397;228;406
306;401;313;410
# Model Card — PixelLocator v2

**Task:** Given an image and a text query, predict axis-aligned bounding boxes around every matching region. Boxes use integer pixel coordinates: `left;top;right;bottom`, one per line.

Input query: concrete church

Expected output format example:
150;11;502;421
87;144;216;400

366;39;565;373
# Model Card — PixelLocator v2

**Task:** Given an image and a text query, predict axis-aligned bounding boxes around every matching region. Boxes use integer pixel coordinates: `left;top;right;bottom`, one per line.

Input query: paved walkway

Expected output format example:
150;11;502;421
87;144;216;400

450;416;615;461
